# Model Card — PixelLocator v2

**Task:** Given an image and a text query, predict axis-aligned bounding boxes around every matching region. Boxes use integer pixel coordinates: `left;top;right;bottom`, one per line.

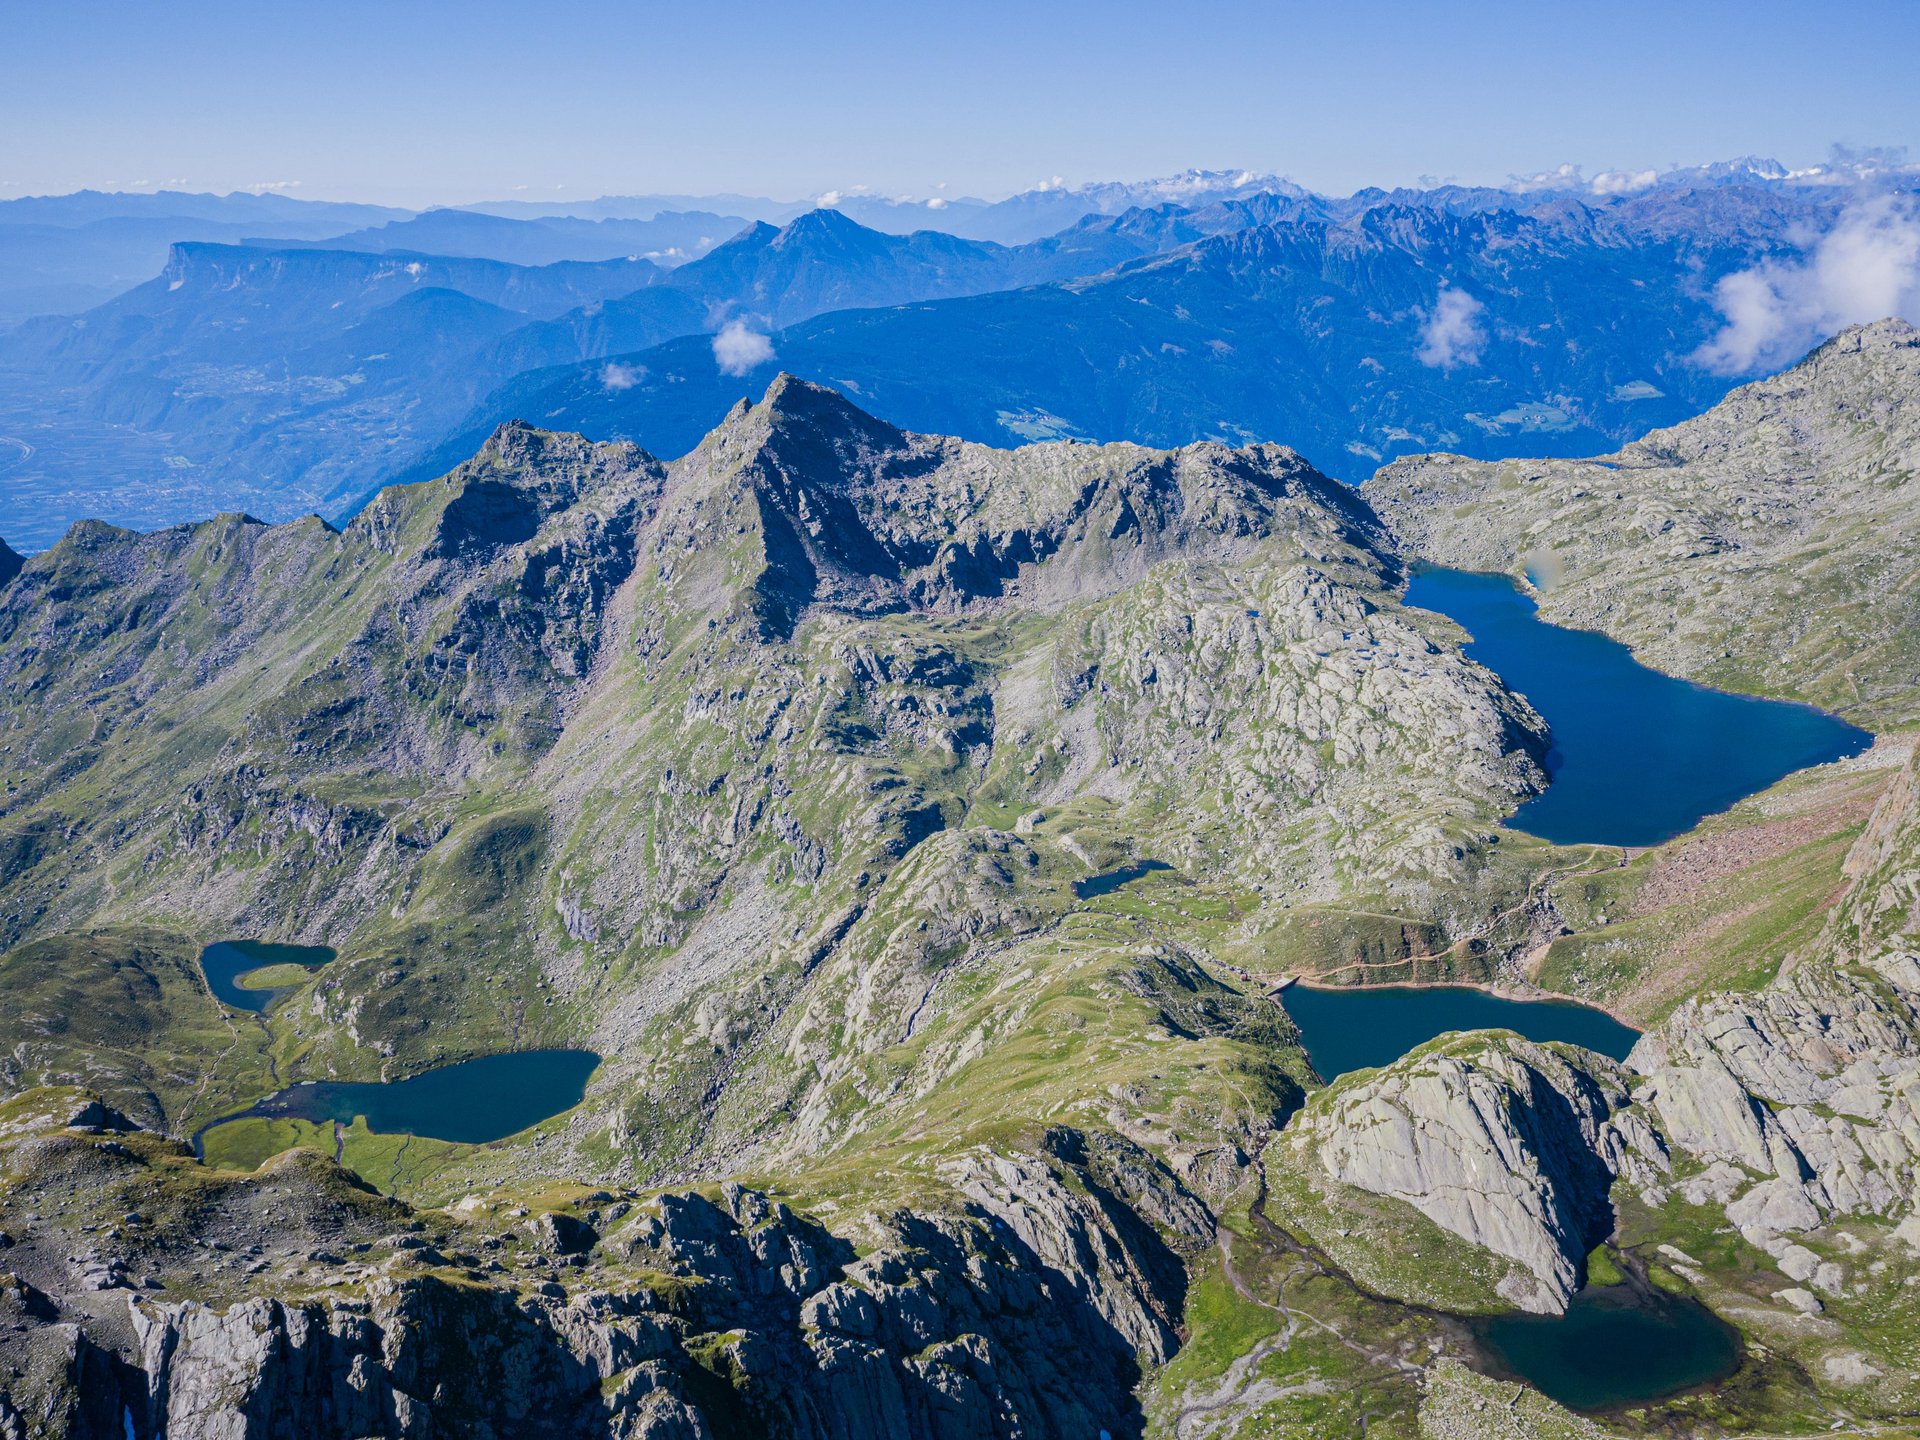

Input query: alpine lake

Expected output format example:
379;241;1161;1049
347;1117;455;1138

1404;565;1870;848
196;940;600;1153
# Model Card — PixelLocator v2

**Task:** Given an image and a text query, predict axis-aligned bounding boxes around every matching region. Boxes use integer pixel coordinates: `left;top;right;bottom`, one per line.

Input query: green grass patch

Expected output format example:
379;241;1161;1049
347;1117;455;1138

1585;1243;1626;1288
234;962;314;990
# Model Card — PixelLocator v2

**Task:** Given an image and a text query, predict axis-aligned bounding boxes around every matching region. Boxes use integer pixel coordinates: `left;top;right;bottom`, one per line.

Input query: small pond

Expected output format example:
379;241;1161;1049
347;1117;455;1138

1404;566;1871;847
1280;982;1640;1080
1469;1279;1742;1411
226;1048;602;1147
1075;860;1173;899
200;939;337;1013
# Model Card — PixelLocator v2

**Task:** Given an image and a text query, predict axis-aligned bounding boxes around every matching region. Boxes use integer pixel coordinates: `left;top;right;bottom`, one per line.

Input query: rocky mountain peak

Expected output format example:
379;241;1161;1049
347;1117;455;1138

1814;315;1920;358
474;416;658;479
753;373;909;457
0;537;22;588
777;206;874;244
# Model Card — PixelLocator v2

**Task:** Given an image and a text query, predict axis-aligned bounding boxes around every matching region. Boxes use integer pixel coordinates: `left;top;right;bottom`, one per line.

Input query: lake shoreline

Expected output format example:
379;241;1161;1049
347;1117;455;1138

1276;976;1642;1081
1283;974;1644;1032
194;1047;603;1160
1404;566;1873;848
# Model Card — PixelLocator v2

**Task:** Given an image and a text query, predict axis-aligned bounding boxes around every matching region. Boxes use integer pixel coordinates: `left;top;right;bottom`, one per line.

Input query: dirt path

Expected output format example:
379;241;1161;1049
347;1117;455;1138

1291;845;1624;986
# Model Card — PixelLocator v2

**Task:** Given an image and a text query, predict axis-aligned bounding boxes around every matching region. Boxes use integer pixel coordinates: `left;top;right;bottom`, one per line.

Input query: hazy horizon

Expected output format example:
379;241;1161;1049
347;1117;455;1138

2;149;1913;217
6;0;1917;210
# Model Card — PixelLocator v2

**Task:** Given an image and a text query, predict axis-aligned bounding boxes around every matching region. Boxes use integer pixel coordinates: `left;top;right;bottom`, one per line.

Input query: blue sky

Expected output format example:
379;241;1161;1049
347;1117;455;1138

4;0;1917;205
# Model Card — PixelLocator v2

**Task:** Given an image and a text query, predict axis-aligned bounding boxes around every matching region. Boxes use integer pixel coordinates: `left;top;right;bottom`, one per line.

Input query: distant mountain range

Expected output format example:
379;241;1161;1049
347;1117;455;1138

0;163;1914;548
0;189;411;322
0;208;1169;545
10;156;1886;324
416;195;1856;486
259;208;753;268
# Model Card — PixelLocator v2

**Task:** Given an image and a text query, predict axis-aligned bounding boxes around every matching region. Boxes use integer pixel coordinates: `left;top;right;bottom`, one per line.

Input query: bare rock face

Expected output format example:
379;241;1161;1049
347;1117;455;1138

1274;748;1920;1318
1628;749;1920;1237
0;1274;126;1440
1630;958;1920;1231
1278;1035;1656;1312
85;1151;1190;1440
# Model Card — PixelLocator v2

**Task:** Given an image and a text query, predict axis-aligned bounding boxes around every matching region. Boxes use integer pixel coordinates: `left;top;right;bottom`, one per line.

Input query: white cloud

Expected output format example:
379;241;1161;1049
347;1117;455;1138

712;320;774;377
1507;163;1583;194
1692;197;1920;374
1590;168;1657;196
1416;287;1488;369
1610;380;1665;401
600;361;646;392
246;180;303;193
816;190;843;207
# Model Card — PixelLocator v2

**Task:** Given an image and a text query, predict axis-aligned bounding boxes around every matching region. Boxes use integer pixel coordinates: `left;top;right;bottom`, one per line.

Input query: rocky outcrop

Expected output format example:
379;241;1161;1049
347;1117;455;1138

1627;749;1920;1238
1630;954;1920;1233
1271;940;1919;1318
0;1274;128;1440
1272;747;1920;1324
119;1173;1176;1440
1276;1035;1664;1312
0;1101;1192;1440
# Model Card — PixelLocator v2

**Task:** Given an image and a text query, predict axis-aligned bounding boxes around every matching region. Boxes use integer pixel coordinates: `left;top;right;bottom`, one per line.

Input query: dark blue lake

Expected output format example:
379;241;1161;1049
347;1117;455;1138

1075;860;1173;899
1470;1281;1741;1411
1281;983;1639;1080
1404;567;1871;847
245;1049;601;1145
200;939;337;1013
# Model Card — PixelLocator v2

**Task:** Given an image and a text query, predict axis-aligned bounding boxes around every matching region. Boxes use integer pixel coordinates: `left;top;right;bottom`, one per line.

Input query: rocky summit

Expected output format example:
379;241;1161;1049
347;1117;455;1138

1;356;1917;1438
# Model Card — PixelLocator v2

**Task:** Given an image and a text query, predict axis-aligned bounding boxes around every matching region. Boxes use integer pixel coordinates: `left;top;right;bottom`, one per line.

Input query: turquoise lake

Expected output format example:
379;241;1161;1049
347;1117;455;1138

1280;982;1640;1079
200;939;337;1013
1470;1281;1742;1411
1404;566;1871;847
242;1049;601;1145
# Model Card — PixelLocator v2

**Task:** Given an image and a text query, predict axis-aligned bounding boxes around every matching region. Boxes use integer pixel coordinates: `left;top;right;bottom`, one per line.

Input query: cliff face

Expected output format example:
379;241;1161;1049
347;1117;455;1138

0;1091;1195;1440
1273;1034;1663;1314
1270;947;1919;1320
125;1179;1178;1440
